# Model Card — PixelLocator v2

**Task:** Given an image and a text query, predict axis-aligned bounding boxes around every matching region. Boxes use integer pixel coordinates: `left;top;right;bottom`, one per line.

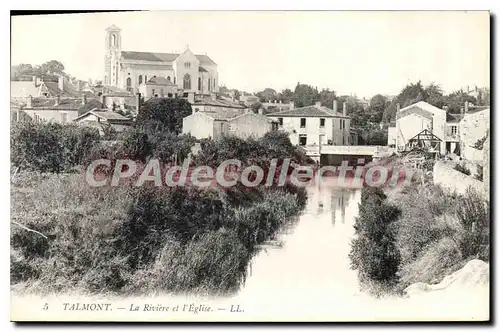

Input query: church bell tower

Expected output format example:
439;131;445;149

104;25;122;86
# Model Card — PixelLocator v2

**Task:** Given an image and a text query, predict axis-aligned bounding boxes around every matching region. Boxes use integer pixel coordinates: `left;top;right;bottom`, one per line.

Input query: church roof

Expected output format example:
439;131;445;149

121;51;217;65
268;104;349;118
146;76;176;86
106;25;121;31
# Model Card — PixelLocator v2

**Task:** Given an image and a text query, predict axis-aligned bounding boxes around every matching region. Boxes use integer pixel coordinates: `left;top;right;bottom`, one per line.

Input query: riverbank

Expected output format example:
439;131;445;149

11;171;307;296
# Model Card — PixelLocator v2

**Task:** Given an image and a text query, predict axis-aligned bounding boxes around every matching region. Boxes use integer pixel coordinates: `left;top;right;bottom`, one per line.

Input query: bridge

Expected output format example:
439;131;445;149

302;145;394;166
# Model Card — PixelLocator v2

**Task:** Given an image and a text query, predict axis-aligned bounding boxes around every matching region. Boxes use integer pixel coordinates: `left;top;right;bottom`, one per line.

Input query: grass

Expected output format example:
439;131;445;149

11;171;307;296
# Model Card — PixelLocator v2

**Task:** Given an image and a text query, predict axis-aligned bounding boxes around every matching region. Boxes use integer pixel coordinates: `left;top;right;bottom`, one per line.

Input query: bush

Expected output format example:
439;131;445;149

349;187;401;283
11;122;100;173
475;165;484;182
11;171;307;295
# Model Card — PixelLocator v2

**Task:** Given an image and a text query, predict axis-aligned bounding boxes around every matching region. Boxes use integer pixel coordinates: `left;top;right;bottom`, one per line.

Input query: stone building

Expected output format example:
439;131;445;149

267;100;352;146
104;25;218;95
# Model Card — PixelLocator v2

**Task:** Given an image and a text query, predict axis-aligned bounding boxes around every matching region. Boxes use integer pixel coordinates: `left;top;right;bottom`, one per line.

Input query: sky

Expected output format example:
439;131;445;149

11;11;490;98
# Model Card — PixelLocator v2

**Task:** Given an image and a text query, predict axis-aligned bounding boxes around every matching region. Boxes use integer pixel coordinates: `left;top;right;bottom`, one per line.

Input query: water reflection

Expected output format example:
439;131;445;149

311;183;358;226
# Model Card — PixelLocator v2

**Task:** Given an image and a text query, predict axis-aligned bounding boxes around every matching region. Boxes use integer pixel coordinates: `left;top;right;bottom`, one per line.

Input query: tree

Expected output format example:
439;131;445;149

255;88;278;103
135;98;192;134
293;83;319;108
250;102;262;113
279;88;294;103
319;88;338;109
424;83;445;108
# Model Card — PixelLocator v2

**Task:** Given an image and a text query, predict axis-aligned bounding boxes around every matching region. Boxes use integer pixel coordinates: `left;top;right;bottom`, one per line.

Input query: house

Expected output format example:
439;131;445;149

191;95;248;118
459;107;490;162
73;109;133;136
11;75;94;101
104;25;218;95
261;100;295;114
267;100;352;146
388;101;448;155
239;94;260;107
388;101;489;156
182;109;277;140
13;95;97;124
138;76;179;98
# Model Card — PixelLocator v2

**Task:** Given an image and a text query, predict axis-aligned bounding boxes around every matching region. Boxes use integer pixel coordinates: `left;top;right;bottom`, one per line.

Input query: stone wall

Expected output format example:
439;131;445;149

433;161;484;196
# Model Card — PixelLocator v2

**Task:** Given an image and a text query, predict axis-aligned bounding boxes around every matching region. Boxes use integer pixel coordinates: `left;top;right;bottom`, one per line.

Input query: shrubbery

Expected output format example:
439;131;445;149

349;187;401;284
11;173;306;295
454;162;471;176
11;122;101;173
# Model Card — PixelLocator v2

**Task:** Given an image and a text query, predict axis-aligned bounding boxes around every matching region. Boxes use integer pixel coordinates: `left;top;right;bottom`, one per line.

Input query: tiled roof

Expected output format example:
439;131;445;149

74;109;131;122
446;113;464;123
193;96;246;109
24;98;85;110
465;106;490;115
268;104;348;118
199;66;208;73
146;76;176;86
121;51;217;65
400;101;445;115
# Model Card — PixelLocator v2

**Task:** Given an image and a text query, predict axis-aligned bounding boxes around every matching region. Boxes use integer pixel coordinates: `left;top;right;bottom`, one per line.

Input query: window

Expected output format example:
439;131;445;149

174;77;176;84
340;119;345;129
208;78;211;91
320;118;325;128
152;89;155;96
138;75;143;84
299;134;307;146
272;122;279;131
220;122;224;134
451;126;458;135
229;124;235;131
160;89;164;97
184;62;191;69
278;117;283;126
300;118;306;128
198;77;202;91
213;78;216;90
167;76;171;82
183;74;191;90
168;93;173;98
111;33;117;47
145;75;148;82
126;77;131;87
194;108;199;112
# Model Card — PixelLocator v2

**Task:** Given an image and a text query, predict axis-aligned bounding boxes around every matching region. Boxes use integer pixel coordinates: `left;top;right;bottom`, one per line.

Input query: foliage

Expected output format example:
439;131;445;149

293;83;320;108
454;162;471;176
11;122;100;173
475;165;484;182
473;135;487;150
11;60;68;81
11;170;306;295
135;97;192;134
349;187;402;283
255;88;278;103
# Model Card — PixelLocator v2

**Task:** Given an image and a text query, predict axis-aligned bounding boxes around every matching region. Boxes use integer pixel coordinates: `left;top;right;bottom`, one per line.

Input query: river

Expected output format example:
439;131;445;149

232;181;489;321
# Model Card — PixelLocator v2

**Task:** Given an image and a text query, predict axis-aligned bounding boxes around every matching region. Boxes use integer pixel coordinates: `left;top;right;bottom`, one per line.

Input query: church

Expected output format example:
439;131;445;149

104;25;219;95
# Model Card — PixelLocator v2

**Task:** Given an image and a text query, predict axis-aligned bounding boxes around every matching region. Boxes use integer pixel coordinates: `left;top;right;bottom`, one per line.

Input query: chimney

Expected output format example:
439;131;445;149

58;76;64;92
464;101;469;113
333;100;338;112
342;102;347;116
81;94;87;105
188;92;195;104
100;94;106;108
136;92;141;112
396;103;400;113
26;95;32;108
315;101;321;107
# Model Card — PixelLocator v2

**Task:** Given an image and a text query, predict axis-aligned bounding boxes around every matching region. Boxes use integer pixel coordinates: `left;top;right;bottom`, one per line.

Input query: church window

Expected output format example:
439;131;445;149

184;62;191;69
167;76;171;82
213;78;216;90
183;74;191;90
145;75;147;82
198;77;202;91
126;77;131;87
174;77;176;84
208;78;211;91
111;33;117;47
139;75;143;84
160;89;164;97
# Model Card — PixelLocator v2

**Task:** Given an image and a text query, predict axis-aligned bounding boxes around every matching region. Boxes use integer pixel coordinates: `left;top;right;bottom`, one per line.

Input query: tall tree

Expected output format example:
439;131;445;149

136;98;192;135
255;88;278;103
293;83;319;108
